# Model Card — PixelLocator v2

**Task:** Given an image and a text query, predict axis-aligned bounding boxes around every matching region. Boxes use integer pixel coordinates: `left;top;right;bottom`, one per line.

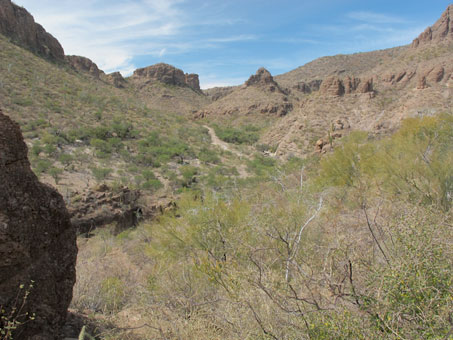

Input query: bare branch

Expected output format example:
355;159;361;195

363;204;390;265
286;196;323;282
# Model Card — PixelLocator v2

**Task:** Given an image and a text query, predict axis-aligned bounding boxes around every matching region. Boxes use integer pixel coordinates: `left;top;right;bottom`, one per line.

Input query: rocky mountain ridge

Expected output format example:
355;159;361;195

1;0;452;159
0;0;64;60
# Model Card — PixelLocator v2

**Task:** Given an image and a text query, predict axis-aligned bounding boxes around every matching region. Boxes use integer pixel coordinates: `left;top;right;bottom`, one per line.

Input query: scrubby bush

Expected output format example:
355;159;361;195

214;124;259;145
91;166;112;183
198;147;221;164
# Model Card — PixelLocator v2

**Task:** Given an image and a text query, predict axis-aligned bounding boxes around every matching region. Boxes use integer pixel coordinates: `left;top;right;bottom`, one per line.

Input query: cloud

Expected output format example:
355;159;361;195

206;35;257;43
347;11;409;24
158;48;167;57
12;0;188;74
12;0;259;76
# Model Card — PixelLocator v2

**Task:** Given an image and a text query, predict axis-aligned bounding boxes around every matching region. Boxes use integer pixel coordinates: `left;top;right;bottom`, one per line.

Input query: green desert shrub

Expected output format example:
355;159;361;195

91;166;112;183
214;124;259;145
198;147;221;164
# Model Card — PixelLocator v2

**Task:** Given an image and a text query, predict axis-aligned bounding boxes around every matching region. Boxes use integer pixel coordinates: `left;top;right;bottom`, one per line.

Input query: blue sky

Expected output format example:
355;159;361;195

13;0;452;88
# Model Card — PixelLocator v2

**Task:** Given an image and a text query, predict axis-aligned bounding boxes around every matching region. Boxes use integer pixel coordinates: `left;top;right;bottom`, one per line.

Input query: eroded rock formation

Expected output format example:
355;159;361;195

0;0;65;61
132;63;201;91
319;76;373;96
0;110;77;340
245;67;286;93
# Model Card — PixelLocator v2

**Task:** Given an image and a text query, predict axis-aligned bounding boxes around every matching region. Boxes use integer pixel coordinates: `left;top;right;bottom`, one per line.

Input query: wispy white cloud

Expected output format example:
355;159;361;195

12;0;258;76
347;11;409;24
12;0;195;74
206;35;257;43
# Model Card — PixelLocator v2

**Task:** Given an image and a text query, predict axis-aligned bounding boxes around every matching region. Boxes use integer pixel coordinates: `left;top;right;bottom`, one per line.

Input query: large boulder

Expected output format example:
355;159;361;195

0;0;65;61
0;110;77;340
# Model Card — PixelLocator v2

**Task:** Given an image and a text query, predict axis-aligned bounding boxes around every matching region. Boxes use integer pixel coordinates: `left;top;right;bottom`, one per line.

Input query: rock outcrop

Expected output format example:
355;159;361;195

0;0;65;61
68;184;176;235
293;80;322;93
381;70;416;85
314;118;350;153
412;4;453;47
104;72;127;88
245;67;285;93
319;76;374;96
319;76;345;96
65;55;103;78
185;73;201;91
132;63;201;92
0;109;77;340
69;185;142;235
259;102;293;116
426;65;445;83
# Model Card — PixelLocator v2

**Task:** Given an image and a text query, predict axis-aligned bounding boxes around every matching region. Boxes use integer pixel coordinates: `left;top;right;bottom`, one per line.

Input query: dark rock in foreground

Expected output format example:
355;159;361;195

0;109;77;340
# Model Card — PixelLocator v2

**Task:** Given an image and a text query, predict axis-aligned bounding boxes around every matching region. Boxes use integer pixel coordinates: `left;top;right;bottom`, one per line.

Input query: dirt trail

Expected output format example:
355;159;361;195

203;125;249;177
205;125;231;151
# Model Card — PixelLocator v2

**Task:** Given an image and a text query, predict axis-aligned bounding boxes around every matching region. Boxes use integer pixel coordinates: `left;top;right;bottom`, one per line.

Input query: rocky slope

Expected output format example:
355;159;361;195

0;109;77;340
260;5;453;157
1;1;452;162
191;5;452;158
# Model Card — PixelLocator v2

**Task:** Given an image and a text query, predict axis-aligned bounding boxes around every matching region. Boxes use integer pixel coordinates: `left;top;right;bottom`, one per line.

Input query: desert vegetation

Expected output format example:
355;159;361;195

70;114;453;339
1;4;453;338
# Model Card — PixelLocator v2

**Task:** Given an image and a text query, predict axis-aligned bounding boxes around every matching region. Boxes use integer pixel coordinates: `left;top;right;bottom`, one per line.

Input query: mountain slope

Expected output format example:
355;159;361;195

197;5;453;158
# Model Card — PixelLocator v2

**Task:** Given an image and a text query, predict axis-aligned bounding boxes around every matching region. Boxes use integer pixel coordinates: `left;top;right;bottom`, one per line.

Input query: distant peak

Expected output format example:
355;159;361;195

244;67;287;94
412;4;453;47
245;67;274;86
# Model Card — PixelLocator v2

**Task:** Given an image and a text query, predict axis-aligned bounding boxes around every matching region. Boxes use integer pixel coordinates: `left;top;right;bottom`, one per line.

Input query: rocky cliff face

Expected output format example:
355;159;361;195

412;4;453;47
0;0;64;61
132;63;201;92
0;110;77;340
